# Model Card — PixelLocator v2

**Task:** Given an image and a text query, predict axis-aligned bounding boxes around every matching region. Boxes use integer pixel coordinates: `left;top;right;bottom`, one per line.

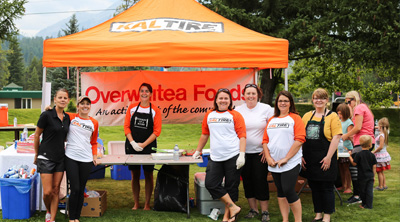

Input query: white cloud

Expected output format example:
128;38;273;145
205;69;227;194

16;0;115;36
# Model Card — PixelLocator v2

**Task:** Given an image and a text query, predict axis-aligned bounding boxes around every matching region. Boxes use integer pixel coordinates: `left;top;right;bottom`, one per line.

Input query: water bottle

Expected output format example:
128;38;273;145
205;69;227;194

173;144;179;161
338;139;344;153
14;117;17;127
374;119;379;138
21;127;28;141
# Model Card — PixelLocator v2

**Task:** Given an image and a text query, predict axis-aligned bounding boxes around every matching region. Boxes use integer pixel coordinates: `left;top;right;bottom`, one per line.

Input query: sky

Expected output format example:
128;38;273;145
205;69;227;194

15;0;115;36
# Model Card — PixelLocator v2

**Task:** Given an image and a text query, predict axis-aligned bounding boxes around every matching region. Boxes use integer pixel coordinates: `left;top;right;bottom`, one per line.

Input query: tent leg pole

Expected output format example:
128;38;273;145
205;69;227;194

41;67;47;112
284;68;288;91
255;69;258;85
76;67;80;101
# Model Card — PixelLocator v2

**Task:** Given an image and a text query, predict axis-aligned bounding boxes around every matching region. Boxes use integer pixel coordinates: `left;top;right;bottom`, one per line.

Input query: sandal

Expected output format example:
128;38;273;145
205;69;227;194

229;207;241;222
244;209;259;219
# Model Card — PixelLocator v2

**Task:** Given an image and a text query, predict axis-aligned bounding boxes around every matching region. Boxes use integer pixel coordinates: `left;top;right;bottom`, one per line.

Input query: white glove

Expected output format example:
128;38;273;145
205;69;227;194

130;141;143;152
236;152;245;169
192;151;201;159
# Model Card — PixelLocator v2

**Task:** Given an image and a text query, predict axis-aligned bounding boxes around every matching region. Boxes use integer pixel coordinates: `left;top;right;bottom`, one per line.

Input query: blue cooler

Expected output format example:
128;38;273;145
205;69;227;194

197;153;210;167
0;173;37;219
111;165;144;180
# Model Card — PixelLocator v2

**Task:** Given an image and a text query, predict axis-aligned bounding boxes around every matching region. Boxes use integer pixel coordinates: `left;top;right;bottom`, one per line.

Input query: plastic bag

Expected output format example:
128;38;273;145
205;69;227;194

0;174;37;194
153;165;188;213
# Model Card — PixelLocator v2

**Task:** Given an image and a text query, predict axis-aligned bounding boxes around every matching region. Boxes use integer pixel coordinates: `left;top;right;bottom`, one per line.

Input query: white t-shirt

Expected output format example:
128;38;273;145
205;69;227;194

262;113;306;173
235;102;274;153
201;110;246;161
66;113;99;163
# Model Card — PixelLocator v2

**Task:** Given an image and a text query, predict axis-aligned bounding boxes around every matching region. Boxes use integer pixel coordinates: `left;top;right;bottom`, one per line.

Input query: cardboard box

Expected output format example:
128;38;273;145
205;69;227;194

267;173;309;193
81;190;107;217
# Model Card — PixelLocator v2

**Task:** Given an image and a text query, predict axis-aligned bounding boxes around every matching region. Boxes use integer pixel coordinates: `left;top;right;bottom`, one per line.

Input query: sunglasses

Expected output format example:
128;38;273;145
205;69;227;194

345;98;354;104
218;88;230;93
244;84;258;89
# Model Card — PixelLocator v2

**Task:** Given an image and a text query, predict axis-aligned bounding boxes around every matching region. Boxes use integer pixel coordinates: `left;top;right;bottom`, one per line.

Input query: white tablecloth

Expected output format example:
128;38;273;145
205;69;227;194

0;145;46;211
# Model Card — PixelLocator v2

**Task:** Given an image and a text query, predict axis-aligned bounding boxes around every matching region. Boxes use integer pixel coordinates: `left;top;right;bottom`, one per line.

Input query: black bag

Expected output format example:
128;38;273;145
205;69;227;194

153;165;188;213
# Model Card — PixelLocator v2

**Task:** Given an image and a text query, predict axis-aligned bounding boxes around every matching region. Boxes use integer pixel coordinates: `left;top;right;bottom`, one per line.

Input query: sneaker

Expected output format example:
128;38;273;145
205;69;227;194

261;211;270;222
244;209;259;219
346;195;355;203
383;186;388;190
348;196;362;204
45;212;51;222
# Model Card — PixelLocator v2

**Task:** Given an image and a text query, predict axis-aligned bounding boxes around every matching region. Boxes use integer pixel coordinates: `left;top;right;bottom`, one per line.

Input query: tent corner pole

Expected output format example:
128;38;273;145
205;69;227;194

41;67;47;112
284;68;288;91
76;67;80;102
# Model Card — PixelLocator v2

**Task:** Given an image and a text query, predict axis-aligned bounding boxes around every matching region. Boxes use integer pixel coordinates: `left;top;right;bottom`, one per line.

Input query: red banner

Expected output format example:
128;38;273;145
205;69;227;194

81;69;255;126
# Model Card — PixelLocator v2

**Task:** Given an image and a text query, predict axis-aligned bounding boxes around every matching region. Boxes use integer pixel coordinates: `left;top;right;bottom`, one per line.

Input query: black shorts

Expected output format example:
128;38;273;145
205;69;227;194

37;158;65;174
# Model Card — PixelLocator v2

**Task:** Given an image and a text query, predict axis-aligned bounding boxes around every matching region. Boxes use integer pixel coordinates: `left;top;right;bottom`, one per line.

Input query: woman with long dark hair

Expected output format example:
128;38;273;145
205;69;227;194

262;90;305;222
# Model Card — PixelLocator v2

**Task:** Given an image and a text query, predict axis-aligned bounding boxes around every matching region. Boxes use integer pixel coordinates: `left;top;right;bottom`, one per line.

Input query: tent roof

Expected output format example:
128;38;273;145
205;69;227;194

43;0;288;68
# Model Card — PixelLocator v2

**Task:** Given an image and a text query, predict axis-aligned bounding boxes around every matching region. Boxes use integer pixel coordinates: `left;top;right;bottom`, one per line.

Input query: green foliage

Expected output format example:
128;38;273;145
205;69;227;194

67;100;77;113
202;0;400;105
24;56;42;90
114;0;139;16
62;14;80;36
18;36;44;65
6;36;25;86
0;0;27;41
0;41;10;88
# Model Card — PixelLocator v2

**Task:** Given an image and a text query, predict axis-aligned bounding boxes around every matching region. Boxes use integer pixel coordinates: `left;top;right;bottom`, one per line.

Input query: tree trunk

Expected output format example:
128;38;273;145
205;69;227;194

260;68;283;106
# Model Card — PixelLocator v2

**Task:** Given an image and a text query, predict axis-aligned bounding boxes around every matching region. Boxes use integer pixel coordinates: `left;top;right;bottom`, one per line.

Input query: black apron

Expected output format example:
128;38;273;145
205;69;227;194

125;103;157;154
302;110;337;181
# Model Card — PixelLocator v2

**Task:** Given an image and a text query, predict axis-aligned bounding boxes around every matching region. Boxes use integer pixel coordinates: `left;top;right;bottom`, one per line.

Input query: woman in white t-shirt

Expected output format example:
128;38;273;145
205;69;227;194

235;84;274;222
193;88;246;222
65;96;99;222
262;91;306;222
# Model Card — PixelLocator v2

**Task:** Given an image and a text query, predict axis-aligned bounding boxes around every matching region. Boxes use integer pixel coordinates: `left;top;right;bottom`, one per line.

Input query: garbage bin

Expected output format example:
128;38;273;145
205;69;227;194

0;173;37;219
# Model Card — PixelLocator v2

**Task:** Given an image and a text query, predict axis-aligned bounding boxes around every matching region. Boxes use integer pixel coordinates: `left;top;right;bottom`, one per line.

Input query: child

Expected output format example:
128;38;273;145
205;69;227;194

348;135;377;209
372;117;391;191
336;103;353;193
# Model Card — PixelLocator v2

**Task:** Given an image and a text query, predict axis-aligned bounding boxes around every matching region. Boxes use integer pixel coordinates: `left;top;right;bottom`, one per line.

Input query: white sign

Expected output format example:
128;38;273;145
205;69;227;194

110;18;224;33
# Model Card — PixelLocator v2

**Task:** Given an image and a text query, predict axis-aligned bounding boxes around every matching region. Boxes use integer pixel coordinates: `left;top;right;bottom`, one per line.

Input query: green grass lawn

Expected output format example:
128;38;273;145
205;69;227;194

0;109;399;221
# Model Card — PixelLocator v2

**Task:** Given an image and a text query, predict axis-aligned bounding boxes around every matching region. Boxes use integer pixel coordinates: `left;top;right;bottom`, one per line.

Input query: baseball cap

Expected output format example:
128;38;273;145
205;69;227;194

77;95;91;104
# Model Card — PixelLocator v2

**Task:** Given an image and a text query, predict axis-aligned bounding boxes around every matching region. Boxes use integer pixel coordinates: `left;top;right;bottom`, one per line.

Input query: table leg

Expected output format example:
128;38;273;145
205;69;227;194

187;176;190;218
14;130;19;141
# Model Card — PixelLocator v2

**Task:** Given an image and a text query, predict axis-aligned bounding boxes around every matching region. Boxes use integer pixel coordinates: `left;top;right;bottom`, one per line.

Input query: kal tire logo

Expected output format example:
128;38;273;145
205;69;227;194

110;18;224;33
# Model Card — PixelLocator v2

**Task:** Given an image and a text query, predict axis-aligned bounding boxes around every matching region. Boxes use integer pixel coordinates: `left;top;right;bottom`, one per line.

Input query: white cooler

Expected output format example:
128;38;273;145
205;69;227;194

194;172;225;215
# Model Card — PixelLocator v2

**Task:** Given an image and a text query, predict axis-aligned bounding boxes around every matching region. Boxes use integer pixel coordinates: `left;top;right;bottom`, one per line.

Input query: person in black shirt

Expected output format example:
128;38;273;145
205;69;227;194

34;89;70;222
349;135;377;209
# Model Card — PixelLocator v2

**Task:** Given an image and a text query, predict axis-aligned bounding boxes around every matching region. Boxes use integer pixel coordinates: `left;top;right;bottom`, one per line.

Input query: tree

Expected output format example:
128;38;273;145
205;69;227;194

114;0;138;16
200;0;400;105
0;41;10;88
6;36;25;86
24;56;42;90
62;14;79;36
0;0;27;41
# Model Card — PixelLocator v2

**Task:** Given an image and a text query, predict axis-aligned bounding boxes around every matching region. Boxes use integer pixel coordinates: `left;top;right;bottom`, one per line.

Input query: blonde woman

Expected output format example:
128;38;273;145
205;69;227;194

342;91;375;204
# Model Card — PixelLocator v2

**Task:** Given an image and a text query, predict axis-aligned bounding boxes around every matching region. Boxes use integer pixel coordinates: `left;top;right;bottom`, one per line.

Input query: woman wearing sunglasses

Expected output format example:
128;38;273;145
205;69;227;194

235;84;274;222
193;88;246;222
342;91;375;205
262;90;305;222
301;88;342;222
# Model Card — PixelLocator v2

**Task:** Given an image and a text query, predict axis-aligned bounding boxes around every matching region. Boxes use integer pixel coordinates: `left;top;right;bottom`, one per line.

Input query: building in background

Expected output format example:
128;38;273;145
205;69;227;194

0;83;41;109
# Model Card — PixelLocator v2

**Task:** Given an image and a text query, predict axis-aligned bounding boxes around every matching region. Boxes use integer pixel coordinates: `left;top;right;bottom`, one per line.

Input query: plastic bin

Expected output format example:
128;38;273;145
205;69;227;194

197;153;210;167
111;165;144;180
88;165;105;179
0;173;37;219
0;104;8;127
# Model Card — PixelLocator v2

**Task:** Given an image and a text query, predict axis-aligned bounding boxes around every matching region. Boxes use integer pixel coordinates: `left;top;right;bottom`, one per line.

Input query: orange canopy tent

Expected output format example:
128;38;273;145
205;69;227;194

42;0;288;68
